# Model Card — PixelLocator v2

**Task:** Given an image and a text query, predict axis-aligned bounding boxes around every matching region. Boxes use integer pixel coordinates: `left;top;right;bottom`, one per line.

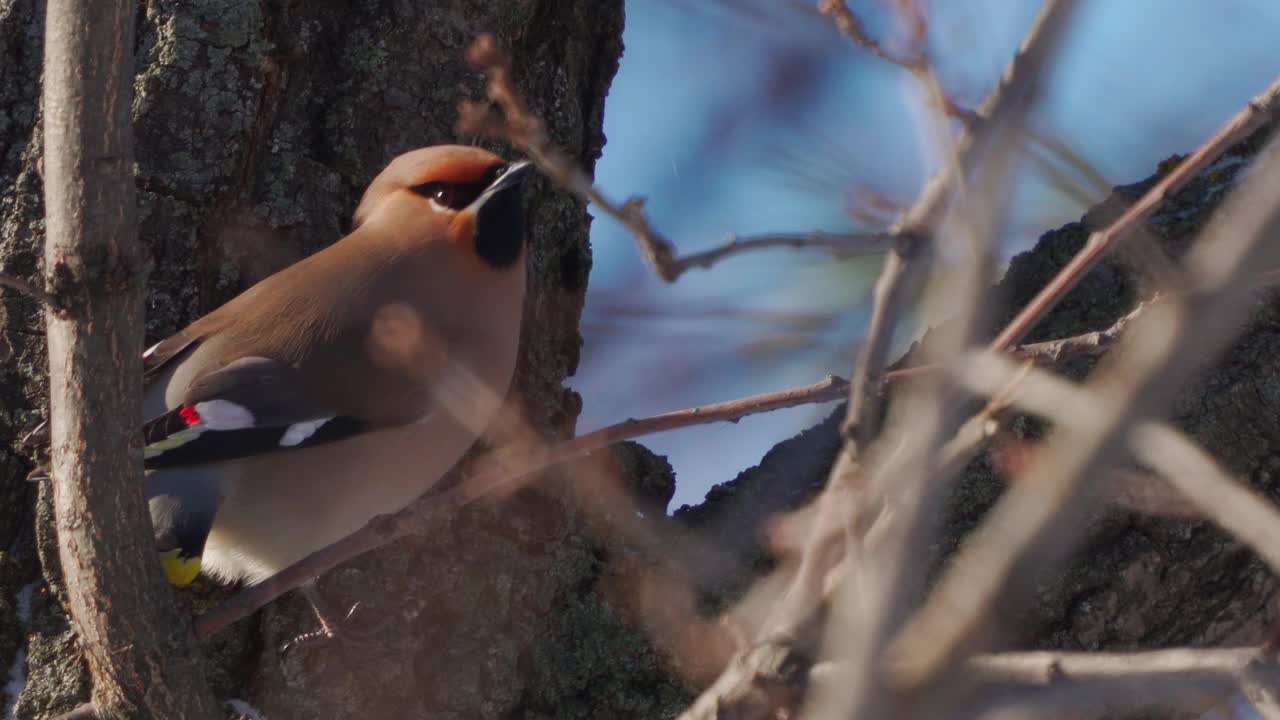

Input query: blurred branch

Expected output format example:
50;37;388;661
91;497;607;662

193;374;851;639
671;230;891;271
679;2;1081;718
889;260;1280;385
1131;423;1280;577
819;4;1082;718
935;300;1149;475
192;301;1144;642
457;34;888;281
937;359;1033;473
890;121;1280;693
1243;662;1280;720
989;75;1280;351
811;647;1272;715
965;647;1270;711
817;0;980;124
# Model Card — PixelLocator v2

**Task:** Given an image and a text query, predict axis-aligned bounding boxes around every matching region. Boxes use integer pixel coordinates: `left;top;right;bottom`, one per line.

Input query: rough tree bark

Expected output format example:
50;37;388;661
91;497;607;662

1;2;692;719
41;0;221;716
7;1;1277;719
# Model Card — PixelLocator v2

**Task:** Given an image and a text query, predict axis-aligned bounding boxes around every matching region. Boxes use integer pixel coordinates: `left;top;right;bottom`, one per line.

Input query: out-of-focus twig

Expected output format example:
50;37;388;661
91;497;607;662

890;116;1280;693
1242;663;1280;720
457;34;886;281
1131;423;1280;577
808;647;1275;714
191;302;1165;642
936;300;1151;475
966;647;1268;710
679;2;1081;717
193;374;851;639
817;0;980;125
816;4;1082;718
669;230;891;271
989;76;1280;352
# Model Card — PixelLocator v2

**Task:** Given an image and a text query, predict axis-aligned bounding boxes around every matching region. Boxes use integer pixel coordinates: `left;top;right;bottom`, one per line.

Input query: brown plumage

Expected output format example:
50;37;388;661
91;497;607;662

143;145;531;587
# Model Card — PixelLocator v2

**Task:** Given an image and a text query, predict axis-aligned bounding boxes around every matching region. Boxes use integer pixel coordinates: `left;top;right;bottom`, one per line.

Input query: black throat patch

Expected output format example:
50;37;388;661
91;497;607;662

474;185;525;269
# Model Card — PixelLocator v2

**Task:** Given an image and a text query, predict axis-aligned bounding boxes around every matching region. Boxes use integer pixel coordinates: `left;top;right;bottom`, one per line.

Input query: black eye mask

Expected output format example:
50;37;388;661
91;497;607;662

408;180;489;210
409;163;506;210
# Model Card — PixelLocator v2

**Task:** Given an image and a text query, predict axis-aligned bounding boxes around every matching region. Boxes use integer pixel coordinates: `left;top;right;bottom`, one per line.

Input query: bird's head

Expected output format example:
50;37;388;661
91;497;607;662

353;145;533;269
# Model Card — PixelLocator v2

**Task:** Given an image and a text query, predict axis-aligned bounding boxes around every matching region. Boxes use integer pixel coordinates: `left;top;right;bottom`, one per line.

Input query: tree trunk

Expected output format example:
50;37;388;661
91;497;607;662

41;0;221;716
0;2;690;719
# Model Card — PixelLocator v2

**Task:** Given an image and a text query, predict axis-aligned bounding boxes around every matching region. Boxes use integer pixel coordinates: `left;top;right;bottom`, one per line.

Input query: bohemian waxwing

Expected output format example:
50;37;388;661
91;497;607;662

141;145;531;596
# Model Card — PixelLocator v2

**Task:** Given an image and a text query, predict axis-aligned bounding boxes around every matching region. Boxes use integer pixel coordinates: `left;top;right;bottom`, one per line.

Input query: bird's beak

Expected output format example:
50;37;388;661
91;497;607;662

481;160;533;200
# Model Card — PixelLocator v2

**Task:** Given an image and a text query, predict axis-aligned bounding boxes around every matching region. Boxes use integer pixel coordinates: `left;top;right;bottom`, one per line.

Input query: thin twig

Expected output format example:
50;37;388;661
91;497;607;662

192;375;851;639
839;246;915;453
815;4;1082;719
935;300;1151;474
670;231;890;272
682;2;1082;718
989;75;1280;351
889;114;1280;693
1131;423;1280;577
457;34;885;281
966;647;1264;708
808;647;1274;715
937;360;1033;472
818;0;981;125
189;311;1141;641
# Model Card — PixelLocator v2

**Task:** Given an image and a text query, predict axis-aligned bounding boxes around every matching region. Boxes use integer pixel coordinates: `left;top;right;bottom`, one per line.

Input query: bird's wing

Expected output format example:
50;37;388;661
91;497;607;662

143;330;201;381
142;356;369;468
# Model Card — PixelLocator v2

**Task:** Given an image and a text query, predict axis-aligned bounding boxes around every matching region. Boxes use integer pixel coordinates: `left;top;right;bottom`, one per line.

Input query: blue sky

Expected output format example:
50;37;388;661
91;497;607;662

568;0;1280;510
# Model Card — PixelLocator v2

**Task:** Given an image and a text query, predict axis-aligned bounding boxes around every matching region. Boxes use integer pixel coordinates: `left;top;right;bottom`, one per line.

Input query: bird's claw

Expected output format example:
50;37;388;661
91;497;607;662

279;601;393;654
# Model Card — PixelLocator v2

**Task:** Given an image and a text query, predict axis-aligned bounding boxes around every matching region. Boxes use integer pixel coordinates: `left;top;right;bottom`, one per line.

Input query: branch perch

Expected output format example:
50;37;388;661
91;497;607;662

191;313;1142;641
989;75;1280;351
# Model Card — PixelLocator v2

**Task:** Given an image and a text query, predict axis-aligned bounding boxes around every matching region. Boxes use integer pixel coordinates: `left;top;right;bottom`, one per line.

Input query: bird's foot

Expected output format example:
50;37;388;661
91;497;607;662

279;600;365;654
279;582;394;654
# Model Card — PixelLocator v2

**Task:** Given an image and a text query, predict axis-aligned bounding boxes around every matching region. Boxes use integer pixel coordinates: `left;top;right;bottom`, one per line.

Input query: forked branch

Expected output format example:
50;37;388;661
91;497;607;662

457;34;888;281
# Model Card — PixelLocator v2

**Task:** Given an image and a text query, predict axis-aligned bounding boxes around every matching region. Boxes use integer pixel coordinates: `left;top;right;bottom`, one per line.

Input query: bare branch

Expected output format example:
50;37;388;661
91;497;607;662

989;75;1280;351
817;0;981;125
814;5;1083;719
1131;423;1280;577
966;647;1265;711
192;375;852;639
189;304;1156;643
458;34;884;281
42;0;219;716
680;2;1082;718
667;230;891;273
890;116;1280;693
814;646;1274;712
936;300;1151;475
183;313;1146;643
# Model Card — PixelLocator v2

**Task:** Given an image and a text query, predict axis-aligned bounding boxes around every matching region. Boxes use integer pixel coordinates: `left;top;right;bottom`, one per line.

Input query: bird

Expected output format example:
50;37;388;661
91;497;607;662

139;145;531;631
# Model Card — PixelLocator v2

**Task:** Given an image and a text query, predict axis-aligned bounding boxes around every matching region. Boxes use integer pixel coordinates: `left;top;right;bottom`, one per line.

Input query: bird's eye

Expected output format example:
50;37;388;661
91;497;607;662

430;186;456;207
409;180;486;210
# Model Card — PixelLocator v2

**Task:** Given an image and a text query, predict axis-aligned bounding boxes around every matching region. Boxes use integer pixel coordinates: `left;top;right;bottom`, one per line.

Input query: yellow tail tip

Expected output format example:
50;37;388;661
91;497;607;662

159;548;202;586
